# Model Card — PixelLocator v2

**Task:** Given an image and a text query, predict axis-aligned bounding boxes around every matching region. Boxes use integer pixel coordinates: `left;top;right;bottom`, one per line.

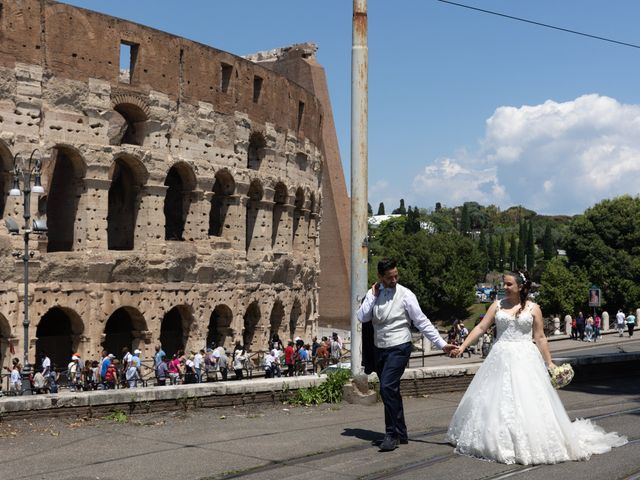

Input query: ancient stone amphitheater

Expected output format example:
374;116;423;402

0;0;351;371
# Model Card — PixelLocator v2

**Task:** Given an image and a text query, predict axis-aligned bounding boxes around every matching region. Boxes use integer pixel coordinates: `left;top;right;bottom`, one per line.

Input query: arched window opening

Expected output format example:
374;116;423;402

207;304;234;349
0;314;11;372
271;182;288;249
269;300;285;339
0;141;12;220
247;131;266;170
164;164;195;241
245;180;263;253
243;302;261;352
47;147;86;252
289;299;302;340
107;157;144;250
113;103;147;146
36;307;84;372
160;306;191;358
103;307;146;357
209;170;235;237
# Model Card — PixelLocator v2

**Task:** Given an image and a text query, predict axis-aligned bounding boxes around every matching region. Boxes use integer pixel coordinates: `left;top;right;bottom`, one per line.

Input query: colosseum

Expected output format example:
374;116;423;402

0;0;351;371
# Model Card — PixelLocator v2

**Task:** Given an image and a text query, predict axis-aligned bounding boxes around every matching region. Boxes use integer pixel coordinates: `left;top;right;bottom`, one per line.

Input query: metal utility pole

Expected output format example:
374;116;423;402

350;0;368;376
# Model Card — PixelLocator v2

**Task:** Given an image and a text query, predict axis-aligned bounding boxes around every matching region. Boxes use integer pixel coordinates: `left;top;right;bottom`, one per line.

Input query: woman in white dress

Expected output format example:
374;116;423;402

446;271;627;465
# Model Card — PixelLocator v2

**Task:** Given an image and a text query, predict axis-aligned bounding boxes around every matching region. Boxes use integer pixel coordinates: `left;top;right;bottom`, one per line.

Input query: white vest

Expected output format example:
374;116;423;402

373;284;412;348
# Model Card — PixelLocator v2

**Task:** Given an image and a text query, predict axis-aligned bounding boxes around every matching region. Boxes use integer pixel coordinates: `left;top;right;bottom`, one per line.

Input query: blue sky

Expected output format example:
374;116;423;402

63;1;640;215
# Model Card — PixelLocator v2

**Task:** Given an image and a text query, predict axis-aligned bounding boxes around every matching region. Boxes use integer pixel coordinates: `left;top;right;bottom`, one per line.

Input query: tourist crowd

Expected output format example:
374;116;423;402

1;332;345;395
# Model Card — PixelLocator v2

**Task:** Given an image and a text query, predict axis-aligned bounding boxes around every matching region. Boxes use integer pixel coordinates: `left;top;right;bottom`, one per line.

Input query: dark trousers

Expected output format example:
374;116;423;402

629;324;635;336
376;341;412;440
576;323;585;340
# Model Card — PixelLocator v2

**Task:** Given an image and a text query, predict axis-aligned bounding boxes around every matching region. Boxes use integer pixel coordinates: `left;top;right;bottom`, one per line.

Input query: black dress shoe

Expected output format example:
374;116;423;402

379;436;399;451
398;437;409;444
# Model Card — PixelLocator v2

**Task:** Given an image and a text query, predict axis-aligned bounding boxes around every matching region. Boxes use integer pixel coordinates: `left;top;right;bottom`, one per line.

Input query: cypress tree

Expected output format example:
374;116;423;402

487;234;496;270
368;202;373;216
460;203;471;235
377;202;385;215
509;233;517;271
543;224;554;260
526;222;535;271
499;234;506;271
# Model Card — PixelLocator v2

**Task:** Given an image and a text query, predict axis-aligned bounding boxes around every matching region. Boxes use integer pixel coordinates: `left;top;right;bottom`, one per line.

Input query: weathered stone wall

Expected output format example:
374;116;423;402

0;0;326;370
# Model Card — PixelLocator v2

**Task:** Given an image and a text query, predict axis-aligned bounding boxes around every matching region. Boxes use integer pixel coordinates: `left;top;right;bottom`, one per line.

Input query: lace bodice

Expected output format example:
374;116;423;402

495;301;534;342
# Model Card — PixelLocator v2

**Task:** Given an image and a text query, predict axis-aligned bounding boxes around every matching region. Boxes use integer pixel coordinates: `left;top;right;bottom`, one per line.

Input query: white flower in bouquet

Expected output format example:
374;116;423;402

548;363;574;389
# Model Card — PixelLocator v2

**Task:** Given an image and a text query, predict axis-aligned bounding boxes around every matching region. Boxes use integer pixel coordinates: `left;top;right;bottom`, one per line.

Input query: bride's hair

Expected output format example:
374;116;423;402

508;270;531;317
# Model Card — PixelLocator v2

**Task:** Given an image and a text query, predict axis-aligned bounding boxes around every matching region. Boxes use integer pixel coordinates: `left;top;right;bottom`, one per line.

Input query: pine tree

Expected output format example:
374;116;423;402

509;233;517;271
517;221;526;269
404;206;421;234
526;222;535;271
543;224;554;260
499;234;506;271
488;234;496;270
460;203;470;235
377;202;385;215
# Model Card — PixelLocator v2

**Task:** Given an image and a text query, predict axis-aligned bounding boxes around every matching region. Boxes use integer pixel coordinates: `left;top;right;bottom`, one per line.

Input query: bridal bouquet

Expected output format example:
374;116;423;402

548;363;574;389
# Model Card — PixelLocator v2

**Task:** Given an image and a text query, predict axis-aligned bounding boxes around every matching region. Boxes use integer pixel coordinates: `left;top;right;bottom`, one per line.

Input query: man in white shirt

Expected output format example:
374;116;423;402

357;258;455;451
194;349;204;383
616;309;626;337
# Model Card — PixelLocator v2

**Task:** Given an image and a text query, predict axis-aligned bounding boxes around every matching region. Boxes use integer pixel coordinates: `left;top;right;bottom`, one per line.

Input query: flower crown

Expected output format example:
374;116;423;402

518;271;527;284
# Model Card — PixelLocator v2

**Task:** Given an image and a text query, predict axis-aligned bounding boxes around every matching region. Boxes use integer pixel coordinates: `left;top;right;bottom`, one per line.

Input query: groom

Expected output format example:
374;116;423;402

357;258;456;451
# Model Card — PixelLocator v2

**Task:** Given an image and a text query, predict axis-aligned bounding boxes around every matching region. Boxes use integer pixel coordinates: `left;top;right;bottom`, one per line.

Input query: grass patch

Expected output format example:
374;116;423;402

290;368;351;406
103;409;128;423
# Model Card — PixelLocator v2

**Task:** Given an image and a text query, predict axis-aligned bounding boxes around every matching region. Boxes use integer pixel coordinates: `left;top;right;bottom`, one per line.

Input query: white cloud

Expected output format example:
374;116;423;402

413;94;640;214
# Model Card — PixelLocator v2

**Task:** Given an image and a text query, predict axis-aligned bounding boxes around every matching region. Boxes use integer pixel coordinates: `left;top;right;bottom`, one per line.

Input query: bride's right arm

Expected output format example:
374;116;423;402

453;303;497;357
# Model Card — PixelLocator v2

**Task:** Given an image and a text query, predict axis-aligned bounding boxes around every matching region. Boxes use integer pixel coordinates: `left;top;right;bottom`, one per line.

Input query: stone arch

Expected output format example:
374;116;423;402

164;162;195;241
292;187;305;251
107;155;147;250
160;305;193;358
35;307;84;372
289;298;302;340
0;140;13;220
111;95;150;146
46;146;87;252
102;307;147;357
245;179;263;253
207;304;234;349
271;182;288;249
269;299;285;338
242;301;261;351
209;169;235;237
247;131;266;170
0;313;11;372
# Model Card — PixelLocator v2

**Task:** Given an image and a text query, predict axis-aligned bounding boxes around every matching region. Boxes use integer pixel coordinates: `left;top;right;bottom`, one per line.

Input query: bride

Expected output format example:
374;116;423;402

446;271;627;465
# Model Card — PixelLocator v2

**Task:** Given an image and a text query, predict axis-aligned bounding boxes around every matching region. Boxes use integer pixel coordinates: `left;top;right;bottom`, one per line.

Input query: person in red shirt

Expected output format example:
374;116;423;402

284;341;295;377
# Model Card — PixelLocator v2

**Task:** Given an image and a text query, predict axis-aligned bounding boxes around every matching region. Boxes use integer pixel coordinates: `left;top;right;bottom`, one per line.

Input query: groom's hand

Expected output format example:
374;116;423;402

442;344;456;356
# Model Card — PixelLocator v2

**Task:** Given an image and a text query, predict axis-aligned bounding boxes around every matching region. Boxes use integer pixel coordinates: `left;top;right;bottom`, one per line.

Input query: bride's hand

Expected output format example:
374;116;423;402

547;361;557;370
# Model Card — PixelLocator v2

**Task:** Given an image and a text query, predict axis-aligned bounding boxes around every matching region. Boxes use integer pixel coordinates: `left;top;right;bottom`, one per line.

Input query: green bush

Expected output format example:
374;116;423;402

291;368;351;406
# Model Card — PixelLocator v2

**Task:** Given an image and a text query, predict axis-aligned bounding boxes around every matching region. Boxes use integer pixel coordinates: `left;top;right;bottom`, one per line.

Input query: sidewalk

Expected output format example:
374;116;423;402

1;330;638;419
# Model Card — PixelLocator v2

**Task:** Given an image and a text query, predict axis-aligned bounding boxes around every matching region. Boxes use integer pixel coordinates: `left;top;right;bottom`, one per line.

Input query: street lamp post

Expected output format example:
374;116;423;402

9;149;45;395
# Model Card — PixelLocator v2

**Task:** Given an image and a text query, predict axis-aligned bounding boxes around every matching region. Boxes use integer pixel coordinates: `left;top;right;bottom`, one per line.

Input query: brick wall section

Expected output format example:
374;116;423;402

0;1;333;367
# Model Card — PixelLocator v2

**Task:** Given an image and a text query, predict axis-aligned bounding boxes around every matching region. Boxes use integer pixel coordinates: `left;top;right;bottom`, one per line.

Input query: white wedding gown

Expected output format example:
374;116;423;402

446;301;627;465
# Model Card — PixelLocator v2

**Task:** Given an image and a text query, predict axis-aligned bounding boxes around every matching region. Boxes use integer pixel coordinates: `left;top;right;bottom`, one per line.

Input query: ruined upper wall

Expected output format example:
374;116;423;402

0;0;323;145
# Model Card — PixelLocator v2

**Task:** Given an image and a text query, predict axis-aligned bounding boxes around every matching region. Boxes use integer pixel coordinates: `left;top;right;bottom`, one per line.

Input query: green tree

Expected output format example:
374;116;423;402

368;202;373;216
377;202;385;215
498;234;506;271
538;257;590;317
460;203;470;235
526;222;535;272
393;199;407;215
543;224;554;260
404;206;421;234
487;234;496;270
509;233;517;271
565;195;640;311
517;221;526;269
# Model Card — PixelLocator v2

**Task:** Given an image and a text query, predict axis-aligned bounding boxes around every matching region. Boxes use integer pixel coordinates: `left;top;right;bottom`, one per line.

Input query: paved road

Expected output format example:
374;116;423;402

1;372;638;479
